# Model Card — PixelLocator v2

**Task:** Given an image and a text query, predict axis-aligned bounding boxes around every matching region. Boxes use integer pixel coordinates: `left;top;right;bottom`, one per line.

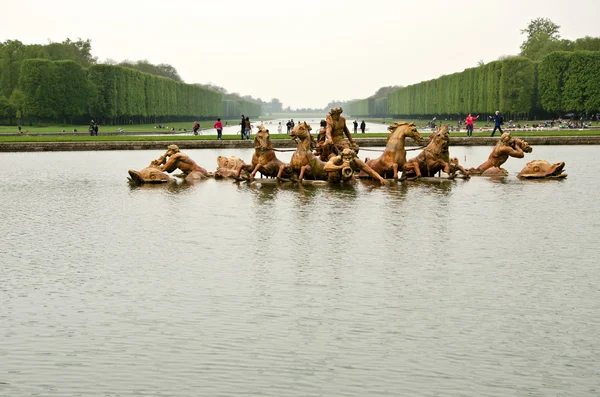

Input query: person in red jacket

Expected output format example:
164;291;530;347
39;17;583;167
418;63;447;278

465;114;479;137
213;118;223;140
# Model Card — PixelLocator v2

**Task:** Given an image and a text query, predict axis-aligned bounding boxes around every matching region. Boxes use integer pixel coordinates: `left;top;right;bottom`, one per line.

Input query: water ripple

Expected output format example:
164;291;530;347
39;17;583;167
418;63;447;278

1;147;599;396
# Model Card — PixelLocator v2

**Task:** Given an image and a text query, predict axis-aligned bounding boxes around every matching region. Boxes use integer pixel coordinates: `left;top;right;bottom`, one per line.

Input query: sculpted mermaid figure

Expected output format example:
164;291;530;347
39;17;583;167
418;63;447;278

128;144;210;183
469;132;532;175
156;145;210;177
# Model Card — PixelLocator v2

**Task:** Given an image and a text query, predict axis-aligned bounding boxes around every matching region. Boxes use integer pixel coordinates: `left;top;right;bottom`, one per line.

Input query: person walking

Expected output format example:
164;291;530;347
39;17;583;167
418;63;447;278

192;121;199;136
277;122;282;134
240;115;246;140
89;120;95;136
93;121;99;136
360;120;366;134
244;116;252;140
490;111;504;137
465;114;479;137
214;118;223;140
353;120;358;134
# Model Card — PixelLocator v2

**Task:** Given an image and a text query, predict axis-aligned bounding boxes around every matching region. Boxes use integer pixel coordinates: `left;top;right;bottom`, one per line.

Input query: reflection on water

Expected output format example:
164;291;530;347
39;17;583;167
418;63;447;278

1;146;600;396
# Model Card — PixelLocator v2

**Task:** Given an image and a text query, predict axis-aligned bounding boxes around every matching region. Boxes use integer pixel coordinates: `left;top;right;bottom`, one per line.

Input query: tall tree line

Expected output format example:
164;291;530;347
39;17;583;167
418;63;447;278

348;52;599;119
0;39;261;125
348;18;600;119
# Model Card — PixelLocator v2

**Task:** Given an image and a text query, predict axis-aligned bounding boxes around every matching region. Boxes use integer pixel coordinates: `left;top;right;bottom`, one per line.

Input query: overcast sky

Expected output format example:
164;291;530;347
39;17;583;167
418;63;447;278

2;0;599;109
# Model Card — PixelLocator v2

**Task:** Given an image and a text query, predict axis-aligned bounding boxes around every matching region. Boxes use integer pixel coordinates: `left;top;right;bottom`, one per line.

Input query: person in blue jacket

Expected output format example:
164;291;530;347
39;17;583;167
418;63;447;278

491;110;504;137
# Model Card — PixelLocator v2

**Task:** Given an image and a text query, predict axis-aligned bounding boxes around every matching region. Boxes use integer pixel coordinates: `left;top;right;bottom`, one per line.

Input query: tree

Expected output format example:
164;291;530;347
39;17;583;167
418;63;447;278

0;40;28;97
54;60;92;122
156;63;182;82
270;98;282;112
19;59;59;120
573;36;600;51
0;95;11;119
116;59;183;82
9;89;25;122
368;85;403;99
45;38;97;67
538;51;571;113
519;17;561;61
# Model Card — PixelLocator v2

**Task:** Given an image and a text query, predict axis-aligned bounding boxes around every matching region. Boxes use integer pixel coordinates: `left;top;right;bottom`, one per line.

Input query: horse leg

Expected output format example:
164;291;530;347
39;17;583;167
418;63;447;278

277;165;286;181
299;165;311;181
392;163;399;180
443;161;451;175
249;164;261;181
236;164;248;179
425;158;431;177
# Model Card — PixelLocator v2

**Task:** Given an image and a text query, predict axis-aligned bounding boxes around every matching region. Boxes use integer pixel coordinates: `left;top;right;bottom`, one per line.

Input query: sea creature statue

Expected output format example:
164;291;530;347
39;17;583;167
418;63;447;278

468;132;532;176
518;160;567;179
277;122;328;181
236;125;291;181
401;124;452;179
324;148;388;185
360;122;424;179
128;144;210;184
214;156;248;179
128;162;174;184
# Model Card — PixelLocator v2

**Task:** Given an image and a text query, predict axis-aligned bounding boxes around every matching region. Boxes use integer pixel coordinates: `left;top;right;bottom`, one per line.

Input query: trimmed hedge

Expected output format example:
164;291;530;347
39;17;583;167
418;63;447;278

16;60;260;123
349;51;599;118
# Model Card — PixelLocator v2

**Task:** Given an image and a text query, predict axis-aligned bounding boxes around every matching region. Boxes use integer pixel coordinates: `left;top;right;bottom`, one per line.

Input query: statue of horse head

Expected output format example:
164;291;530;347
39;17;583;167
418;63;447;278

254;125;273;151
290;122;316;150
387;122;424;146
427;124;450;151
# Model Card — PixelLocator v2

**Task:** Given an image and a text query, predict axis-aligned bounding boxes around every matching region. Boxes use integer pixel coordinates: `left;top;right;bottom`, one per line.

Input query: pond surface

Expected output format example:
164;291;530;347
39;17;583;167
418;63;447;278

1;146;599;396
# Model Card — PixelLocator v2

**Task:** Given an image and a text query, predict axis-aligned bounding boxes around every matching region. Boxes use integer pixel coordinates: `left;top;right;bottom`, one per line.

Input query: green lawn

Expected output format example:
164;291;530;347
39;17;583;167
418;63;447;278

0;119;241;134
359;117;600;129
1;130;600;143
4;117;597;135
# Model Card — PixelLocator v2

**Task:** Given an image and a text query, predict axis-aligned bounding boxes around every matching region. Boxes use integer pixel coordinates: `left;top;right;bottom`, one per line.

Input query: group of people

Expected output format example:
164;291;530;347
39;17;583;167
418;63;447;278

89;120;99;136
240;115;252;140
460;111;504;137
352;120;367;134
285;119;295;134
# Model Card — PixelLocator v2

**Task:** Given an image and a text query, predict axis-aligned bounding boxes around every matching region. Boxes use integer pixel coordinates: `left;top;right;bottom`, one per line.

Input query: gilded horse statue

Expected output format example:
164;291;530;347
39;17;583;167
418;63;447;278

236;125;291;181
277;122;328;181
360;122;424;179
402;124;452;179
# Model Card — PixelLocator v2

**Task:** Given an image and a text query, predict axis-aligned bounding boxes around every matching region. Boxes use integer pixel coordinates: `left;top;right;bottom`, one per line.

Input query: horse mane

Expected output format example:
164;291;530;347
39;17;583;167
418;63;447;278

386;121;416;142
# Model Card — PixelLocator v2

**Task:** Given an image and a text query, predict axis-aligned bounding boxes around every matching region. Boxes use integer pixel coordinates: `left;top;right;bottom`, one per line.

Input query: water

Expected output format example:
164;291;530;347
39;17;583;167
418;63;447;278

1;146;599;396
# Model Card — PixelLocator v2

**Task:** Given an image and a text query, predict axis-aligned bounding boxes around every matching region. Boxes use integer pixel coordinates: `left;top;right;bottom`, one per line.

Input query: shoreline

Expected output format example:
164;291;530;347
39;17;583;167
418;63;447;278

1;135;600;152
